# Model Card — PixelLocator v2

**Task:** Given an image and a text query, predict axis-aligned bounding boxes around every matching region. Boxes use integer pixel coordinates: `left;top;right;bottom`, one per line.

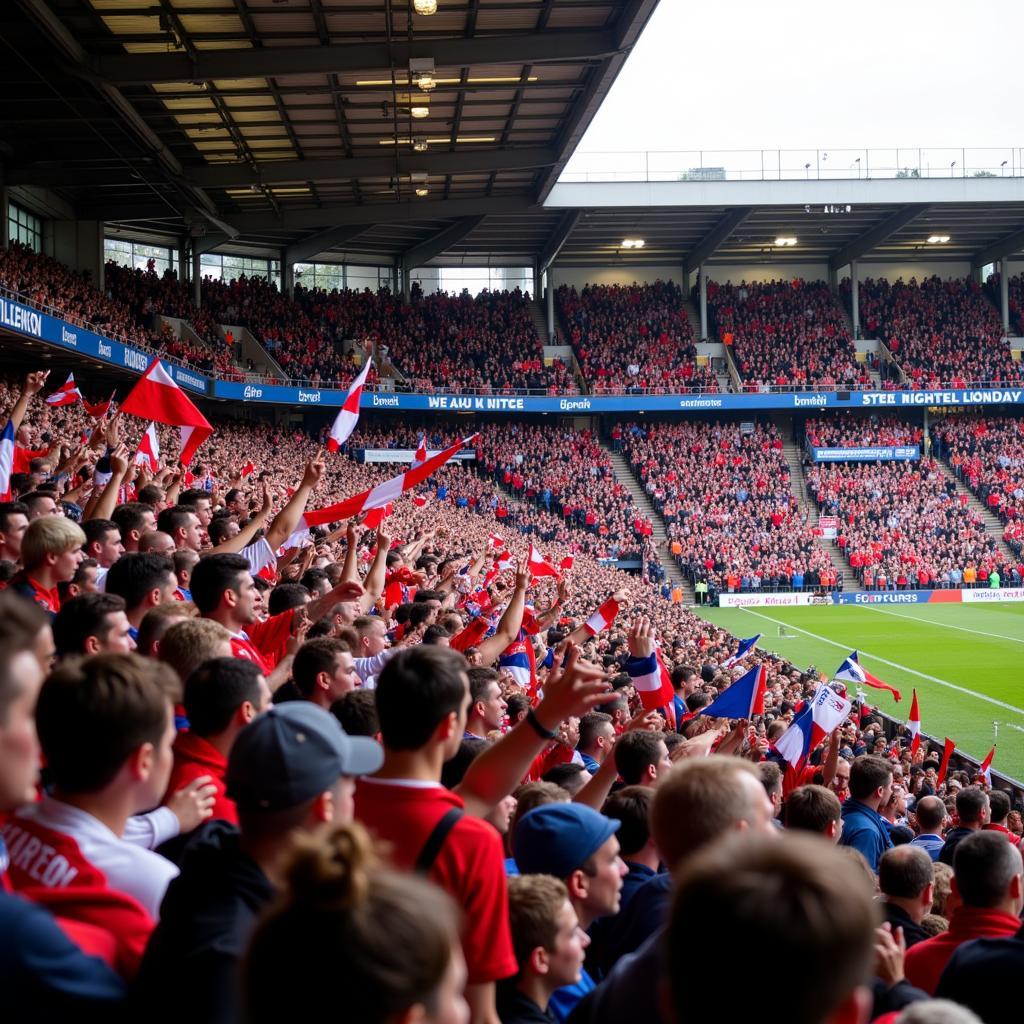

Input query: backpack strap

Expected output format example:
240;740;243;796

415;807;464;874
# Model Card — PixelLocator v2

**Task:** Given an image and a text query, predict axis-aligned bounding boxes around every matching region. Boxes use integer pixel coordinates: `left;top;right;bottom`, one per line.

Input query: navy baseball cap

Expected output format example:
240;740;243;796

226;703;383;811
514;803;620;880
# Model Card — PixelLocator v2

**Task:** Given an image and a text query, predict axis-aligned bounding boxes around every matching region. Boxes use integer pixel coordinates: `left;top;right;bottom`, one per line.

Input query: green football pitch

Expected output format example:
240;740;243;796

696;602;1024;783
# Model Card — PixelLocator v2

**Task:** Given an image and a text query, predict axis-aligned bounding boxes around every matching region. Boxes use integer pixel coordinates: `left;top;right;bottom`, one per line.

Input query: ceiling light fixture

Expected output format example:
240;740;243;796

413;140;429;152
927;234;950;244
357;76;538;87
415;73;436;92
410;106;429;119
412;0;438;15
774;236;798;246
415;187;429;197
621;238;645;249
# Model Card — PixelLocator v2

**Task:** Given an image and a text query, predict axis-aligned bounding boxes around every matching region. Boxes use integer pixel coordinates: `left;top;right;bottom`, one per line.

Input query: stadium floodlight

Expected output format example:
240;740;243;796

774;236;798;247
621;238;645;249
927;235;950;244
413;0;438;14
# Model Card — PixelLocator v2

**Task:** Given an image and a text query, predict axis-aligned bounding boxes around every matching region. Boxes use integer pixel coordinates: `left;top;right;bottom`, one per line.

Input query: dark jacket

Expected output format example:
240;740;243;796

497;982;556;1023
882;902;931;949
0;889;126;1017
935;921;1024;1021
134;822;274;1024
938;826;974;866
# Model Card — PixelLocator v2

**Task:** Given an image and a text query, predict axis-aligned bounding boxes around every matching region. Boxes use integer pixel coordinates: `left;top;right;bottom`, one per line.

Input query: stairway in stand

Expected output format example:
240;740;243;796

529;298;556;345
780;438;859;592
602;442;695;602
931;457;1019;565
681;295;703;341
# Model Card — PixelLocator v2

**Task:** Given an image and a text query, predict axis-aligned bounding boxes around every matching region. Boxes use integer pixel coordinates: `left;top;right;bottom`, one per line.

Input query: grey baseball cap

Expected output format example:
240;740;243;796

226;702;383;811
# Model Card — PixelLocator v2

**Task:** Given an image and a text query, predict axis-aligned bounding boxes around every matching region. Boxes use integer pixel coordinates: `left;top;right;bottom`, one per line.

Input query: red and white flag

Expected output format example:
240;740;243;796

560;555;575;572
362;503;394;530
937;737;956;786
119;358;212;465
488;532;506;550
527;543;561;581
0;420;15;501
302;434;476;528
907;690;921;756
411;436;428;469
583;597;620;636
979;745;996;786
326;359;372;452
134;422;161;473
240;461;257;477
45;373;83;407
412;493;431;508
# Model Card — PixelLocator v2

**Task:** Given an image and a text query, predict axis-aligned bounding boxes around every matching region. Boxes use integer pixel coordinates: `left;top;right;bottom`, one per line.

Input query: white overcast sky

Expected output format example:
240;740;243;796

574;0;1024;155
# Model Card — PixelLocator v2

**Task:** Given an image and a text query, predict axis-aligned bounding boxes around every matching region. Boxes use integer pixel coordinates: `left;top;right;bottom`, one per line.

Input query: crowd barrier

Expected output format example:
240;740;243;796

717;587;1024;607
3;292;1024;415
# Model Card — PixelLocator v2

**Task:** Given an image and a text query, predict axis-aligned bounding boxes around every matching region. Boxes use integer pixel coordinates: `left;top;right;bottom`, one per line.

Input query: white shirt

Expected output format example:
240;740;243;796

13;796;178;920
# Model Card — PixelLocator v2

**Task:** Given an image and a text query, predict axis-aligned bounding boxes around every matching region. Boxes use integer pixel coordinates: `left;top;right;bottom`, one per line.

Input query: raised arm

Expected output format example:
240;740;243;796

473;567;528;667
263;453;324;553
6;370;49;433
358;528;391;613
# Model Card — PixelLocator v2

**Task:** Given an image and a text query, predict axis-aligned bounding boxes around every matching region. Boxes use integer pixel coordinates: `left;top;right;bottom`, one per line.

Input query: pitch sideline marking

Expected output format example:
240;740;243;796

854;603;1024;647
737;607;1024;717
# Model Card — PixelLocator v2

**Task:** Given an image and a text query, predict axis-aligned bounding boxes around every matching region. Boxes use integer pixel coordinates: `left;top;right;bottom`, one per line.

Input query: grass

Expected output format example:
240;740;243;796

696;602;1024;782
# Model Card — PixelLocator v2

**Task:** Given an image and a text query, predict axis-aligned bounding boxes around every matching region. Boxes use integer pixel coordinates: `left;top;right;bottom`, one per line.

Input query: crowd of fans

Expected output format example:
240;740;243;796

848;275;1020;388
932;414;1024;558
705;278;871;390
617;419;836;595
2;365;1024;1023
803;415;925;449
806;454;1018;589
556;281;717;393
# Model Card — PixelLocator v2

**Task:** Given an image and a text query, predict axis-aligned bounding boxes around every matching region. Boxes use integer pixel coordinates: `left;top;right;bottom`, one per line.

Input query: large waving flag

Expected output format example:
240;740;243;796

626;651;676;712
326;359;372;452
0;419;15;501
721;634;761;670
834;651;902;703
45;373;83;407
937;737;956;786
119;358;212;465
979;746;996;786
83;391;115;419
699;664;766;720
775;684;852;767
302;434;476;528
583;597;620;636
907;690;921;756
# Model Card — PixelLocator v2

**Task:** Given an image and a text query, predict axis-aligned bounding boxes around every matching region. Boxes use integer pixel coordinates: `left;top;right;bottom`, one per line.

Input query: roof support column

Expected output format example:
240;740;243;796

281;248;294;298
0;189;9;247
401;262;411;304
1001;258;1011;333
827;265;838;293
850;260;860;339
547;272;555;343
178;238;189;287
192;248;201;307
698;265;708;342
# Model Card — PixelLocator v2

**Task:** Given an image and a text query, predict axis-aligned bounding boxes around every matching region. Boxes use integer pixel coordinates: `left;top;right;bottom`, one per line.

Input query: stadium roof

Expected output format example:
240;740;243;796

5;2;1024;272
4;0;657;256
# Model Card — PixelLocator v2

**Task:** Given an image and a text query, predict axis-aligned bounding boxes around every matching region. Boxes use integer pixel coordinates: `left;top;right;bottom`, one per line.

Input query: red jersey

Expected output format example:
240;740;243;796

164;731;237;825
354;779;516;985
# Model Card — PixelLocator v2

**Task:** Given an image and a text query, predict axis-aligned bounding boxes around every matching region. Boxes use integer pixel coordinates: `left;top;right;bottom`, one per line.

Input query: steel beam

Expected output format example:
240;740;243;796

538;209;581;274
682;208;752;276
89;31;619;85
828;204;930;271
284;224;369;265
971;225;1024;269
402;216;485;270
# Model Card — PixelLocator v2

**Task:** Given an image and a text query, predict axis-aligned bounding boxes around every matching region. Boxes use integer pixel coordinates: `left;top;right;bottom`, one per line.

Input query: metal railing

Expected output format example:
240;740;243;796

560;147;1024;184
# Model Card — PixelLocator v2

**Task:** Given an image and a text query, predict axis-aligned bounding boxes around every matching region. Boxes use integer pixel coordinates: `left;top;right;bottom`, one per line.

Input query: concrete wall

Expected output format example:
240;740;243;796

551;266;683;289
702;263;829;285
48;219;104;288
840;260;973;282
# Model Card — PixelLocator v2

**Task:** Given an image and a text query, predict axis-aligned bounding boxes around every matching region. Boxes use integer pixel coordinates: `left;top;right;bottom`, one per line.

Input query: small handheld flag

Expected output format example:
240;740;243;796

326;359;372;452
411;435;427;469
583;597;620;637
907;690;921;756
698;664;766;720
834;651;902;703
721;634;761;670
937;737;956;786
45;373;83;407
979;746;996;786
527;543;561;581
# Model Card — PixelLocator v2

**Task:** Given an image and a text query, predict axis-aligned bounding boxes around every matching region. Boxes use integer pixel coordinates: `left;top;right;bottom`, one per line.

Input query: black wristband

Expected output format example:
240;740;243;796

525;708;557;741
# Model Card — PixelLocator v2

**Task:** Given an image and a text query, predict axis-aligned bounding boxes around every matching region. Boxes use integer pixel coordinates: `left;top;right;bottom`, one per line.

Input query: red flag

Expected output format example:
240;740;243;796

936;737;956;786
83;391;115;418
302;434;477;527
979;746;996;786
560;555;575;572
907;690;921;756
45;373;83;407
655;649;677;728
487;532;506;550
411;436;428;469
362;503;394;530
240;461;256;477
527;543;561;581
119;359;212;466
326;359;372;452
